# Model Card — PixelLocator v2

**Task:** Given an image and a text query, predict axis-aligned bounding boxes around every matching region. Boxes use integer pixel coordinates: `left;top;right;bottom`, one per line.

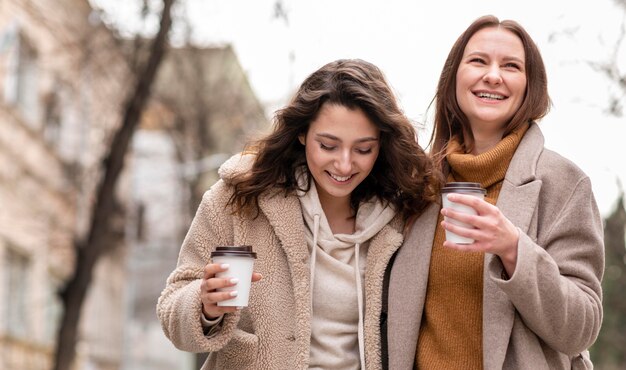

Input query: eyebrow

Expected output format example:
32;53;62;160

315;133;379;143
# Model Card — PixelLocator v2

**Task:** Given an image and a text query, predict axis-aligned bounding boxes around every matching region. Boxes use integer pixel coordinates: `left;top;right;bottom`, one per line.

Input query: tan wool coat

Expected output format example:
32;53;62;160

157;155;404;370
384;123;604;370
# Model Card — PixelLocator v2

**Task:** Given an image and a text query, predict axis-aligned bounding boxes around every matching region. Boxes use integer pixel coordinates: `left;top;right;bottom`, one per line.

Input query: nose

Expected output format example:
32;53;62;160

334;150;353;174
482;64;502;85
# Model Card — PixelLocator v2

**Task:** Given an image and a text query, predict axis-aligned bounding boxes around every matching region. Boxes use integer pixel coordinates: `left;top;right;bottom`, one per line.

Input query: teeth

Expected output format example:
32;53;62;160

330;173;352;182
477;92;505;100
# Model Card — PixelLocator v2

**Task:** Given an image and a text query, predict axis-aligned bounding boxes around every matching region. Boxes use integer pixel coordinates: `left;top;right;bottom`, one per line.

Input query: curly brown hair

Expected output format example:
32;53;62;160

430;15;551;170
230;59;440;220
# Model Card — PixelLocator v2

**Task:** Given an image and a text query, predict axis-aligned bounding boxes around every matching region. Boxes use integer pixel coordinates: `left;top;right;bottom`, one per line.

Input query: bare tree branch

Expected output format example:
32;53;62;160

52;1;176;369
588;17;626;116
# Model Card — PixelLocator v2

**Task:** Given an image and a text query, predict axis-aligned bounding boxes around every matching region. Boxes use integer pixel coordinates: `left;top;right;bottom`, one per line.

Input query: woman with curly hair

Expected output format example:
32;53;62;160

158;58;439;369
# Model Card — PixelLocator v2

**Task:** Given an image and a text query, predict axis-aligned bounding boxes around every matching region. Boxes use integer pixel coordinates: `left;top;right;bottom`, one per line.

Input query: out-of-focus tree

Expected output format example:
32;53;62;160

154;44;267;215
589;0;626;117
588;2;626;369
52;1;175;369
592;188;626;369
146;14;269;369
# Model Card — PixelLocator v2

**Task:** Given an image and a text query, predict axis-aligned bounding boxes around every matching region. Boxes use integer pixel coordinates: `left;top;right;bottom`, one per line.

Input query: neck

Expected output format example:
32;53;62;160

470;126;505;155
318;193;355;234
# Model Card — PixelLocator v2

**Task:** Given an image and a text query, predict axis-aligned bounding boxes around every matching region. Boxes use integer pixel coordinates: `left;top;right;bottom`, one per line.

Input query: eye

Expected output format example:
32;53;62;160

319;142;335;151
504;62;522;70
469;57;486;64
355;148;373;154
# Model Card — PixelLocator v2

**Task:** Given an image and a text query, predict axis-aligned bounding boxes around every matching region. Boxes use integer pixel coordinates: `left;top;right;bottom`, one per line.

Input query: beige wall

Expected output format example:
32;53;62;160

0;0;131;369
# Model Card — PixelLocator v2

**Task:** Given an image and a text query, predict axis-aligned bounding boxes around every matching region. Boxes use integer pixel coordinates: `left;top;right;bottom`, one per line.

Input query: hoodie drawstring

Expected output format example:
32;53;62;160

354;242;365;369
310;212;366;370
310;214;320;313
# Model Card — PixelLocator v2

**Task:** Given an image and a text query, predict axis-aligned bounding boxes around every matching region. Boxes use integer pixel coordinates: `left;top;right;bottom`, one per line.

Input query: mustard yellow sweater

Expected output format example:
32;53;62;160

416;124;529;369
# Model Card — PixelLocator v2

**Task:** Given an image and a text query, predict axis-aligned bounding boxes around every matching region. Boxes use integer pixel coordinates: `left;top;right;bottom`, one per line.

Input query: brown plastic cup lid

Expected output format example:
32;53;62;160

211;245;257;259
441;182;486;194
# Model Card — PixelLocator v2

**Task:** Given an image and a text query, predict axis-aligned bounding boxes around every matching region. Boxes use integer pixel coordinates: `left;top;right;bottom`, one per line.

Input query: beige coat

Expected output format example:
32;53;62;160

385;123;604;370
157;155;404;370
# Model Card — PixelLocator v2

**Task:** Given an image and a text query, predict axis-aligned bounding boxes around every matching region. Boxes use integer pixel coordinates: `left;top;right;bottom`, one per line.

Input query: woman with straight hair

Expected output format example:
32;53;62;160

384;15;604;370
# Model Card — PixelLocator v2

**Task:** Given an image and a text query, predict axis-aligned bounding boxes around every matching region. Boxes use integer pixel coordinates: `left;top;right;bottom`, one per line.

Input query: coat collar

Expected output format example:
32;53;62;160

257;190;310;275
219;152;312;269
501;122;543;185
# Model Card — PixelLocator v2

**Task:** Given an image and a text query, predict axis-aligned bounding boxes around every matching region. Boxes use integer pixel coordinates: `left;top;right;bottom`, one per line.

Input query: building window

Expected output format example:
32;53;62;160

44;274;63;345
2;25;40;127
3;248;31;339
43;90;62;147
44;84;83;164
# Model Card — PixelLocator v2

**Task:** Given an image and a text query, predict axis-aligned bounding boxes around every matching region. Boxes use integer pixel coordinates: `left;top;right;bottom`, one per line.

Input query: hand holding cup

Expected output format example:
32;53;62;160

440;183;520;276
201;246;261;319
441;182;486;244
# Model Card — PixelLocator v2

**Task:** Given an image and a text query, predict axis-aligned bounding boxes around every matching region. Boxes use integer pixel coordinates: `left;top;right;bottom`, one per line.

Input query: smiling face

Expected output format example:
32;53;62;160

299;103;380;208
456;26;527;137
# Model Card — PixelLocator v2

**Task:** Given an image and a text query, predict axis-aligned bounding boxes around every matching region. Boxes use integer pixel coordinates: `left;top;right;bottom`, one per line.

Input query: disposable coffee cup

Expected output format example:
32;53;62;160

210;245;257;307
441;182;486;244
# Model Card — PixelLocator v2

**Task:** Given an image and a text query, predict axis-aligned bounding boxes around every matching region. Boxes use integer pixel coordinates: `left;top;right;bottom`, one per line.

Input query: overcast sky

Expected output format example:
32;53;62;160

93;0;626;216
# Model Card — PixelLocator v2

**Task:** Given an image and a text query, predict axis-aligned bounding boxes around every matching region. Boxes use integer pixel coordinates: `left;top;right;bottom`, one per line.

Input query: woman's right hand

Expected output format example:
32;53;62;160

200;263;262;319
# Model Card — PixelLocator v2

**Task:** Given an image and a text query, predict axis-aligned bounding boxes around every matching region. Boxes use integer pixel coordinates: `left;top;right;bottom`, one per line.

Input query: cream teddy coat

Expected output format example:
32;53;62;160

157;154;404;370
383;123;605;369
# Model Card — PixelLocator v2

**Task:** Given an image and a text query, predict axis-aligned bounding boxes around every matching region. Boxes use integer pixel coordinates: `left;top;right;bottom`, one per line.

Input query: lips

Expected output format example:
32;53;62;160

474;91;507;100
327;172;353;182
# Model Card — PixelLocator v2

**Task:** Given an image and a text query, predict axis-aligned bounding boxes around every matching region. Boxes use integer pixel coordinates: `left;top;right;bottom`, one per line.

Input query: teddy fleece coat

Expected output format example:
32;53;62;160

157;155;404;370
384;123;605;370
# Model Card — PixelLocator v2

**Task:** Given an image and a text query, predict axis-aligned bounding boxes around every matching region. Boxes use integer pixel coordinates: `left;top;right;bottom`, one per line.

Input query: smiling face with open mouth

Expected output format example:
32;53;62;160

455;26;527;137
300;103;380;208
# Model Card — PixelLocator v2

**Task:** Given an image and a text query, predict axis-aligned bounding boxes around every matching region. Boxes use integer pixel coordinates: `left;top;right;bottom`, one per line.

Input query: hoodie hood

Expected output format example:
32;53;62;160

297;172;396;260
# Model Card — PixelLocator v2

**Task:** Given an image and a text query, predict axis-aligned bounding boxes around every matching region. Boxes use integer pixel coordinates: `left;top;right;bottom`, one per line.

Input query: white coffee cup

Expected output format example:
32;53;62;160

211;245;257;307
441;182;486;244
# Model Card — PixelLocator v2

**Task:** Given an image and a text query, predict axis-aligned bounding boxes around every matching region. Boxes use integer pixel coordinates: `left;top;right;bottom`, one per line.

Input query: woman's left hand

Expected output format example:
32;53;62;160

441;193;520;277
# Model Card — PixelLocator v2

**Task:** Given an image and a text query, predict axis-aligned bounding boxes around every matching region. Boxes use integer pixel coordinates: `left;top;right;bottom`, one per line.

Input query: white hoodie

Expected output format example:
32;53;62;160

298;174;396;370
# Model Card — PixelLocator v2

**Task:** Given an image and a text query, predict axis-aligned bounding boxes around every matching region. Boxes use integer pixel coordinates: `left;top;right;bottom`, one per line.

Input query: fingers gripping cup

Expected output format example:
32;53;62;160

210;246;257;307
441;182;486;244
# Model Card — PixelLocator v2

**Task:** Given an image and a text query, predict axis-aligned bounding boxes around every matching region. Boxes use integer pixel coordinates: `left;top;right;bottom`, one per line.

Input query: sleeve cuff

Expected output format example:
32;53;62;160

201;312;224;327
201;313;224;338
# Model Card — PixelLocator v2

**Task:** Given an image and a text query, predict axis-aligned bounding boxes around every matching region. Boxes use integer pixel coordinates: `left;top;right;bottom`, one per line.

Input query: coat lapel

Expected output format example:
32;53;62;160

387;203;439;370
483;122;544;370
483;179;541;369
364;218;405;369
257;191;312;363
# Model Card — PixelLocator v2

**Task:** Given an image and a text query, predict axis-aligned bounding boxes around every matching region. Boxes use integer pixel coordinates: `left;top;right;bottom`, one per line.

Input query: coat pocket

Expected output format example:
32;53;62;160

205;329;259;370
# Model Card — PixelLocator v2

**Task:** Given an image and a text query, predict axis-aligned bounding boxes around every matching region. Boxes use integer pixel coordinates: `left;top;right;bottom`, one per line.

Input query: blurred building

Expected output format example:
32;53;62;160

0;0;268;369
122;45;269;370
0;0;132;369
